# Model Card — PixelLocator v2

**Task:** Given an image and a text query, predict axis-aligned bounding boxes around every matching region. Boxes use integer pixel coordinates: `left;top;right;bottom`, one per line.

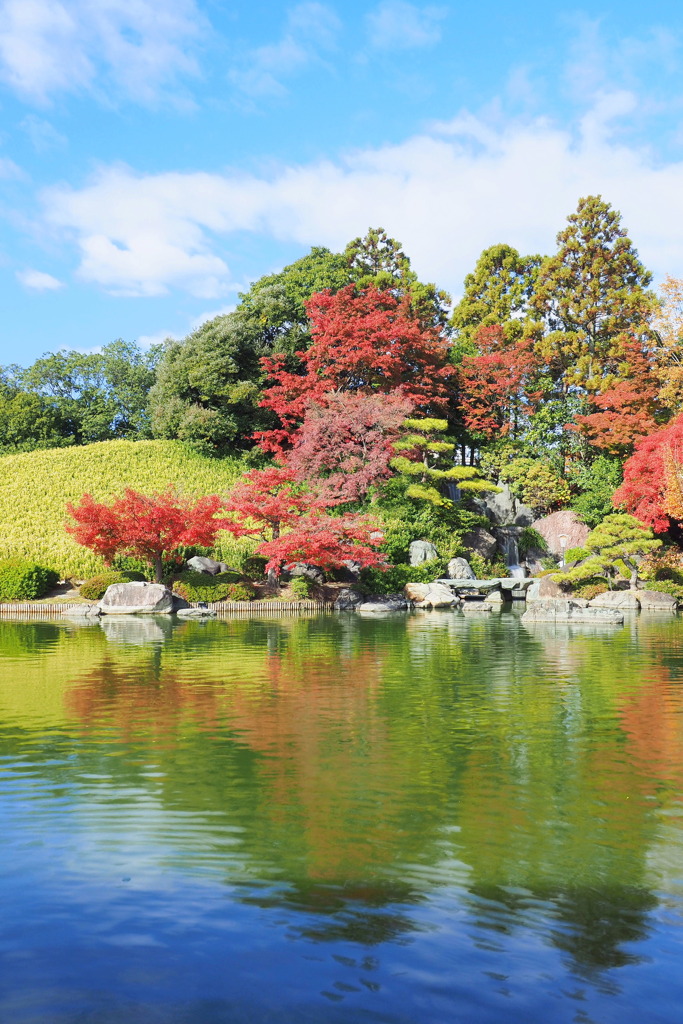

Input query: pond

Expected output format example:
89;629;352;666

1;609;683;1023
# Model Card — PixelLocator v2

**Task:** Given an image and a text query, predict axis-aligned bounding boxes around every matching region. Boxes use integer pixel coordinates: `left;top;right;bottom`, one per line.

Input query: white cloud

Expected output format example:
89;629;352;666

229;2;340;97
366;1;446;51
20;114;67;151
16;267;64;290
0;0;204;105
41;93;683;300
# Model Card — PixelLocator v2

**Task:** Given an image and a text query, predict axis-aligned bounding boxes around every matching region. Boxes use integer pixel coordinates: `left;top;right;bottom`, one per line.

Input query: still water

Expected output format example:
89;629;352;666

1;609;683;1023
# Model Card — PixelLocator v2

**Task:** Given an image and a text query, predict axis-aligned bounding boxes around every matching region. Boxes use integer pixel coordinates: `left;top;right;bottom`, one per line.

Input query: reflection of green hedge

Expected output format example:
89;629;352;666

80;571;146;600
0;558;59;600
173;570;252;603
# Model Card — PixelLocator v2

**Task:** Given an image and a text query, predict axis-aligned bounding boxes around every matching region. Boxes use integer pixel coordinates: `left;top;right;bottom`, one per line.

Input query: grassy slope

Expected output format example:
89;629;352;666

0;440;253;578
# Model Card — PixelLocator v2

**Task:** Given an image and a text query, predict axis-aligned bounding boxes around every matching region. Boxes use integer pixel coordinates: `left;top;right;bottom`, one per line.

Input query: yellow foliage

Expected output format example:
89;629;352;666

0;439;254;578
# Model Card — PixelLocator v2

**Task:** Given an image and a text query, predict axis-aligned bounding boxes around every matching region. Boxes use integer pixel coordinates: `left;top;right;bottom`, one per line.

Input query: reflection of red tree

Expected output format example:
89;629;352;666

616;667;683;808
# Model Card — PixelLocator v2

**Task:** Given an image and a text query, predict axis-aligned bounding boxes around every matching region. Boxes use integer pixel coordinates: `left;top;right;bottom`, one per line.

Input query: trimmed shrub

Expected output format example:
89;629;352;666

0;558;59;600
172;570;248;603
573;581;609;600
241;555;268;580
359;559;447;595
222;582;256;602
290;576;314;599
79;570;146;600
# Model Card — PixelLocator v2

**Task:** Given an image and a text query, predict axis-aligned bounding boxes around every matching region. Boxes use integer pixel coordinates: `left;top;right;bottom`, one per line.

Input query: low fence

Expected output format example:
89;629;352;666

0;600;335;620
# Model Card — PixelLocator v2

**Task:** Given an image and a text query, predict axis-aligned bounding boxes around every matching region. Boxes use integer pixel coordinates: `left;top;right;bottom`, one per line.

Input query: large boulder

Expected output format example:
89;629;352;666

358;594;409;614
186;556;231;576
409;540;439;566
522;599;623;624
287;562;325;583
525;576;565;603
99;581;174;615
637;590;678;612
334;588;365;611
532;511;590;559
404;582;430;603
447;557;475;580
590;590;640;610
412;582;459;608
485;587;509;605
483;484;535;527
461;527;498;561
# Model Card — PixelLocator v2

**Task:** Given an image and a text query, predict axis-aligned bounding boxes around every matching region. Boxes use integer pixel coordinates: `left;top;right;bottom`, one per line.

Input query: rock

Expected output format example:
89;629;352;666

525;576;565;603
485;588;509;605
176;607;218;619
334;559;362;582
482;484;535;526
532;511;590;559
358;594;409;614
590;590;640;610
419;583;459;608
637;589;678;612
186;556;231;576
172;593;190;611
461;602;493;613
404;582;430;603
447;557;475;580
99;581;174;615
63;603;101;619
287;562;325;583
334;588;365;611
461;527;498;561
522;599;623;624
409;540;439;566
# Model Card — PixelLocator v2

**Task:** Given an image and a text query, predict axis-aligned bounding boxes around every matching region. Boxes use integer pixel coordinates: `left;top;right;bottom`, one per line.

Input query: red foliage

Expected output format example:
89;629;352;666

573;338;659;454
223;466;312;541
66;489;234;581
614;414;683;531
257;513;385;575
285;392;413;503
257;285;453;454
458;328;541;439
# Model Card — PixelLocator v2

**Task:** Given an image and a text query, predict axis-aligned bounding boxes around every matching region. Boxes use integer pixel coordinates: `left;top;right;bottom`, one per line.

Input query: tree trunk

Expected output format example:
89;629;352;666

153;554;164;584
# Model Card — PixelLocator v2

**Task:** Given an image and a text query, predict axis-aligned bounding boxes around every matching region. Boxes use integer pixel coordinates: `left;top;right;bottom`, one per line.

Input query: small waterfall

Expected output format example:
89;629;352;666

503;531;527;579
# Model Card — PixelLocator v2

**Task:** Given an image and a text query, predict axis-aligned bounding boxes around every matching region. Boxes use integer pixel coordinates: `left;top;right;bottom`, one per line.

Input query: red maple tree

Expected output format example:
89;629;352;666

257;513;385;576
224;466;311;542
256;285;454;454
285;392;413;503
457;327;541;440
66;489;234;582
613;414;683;531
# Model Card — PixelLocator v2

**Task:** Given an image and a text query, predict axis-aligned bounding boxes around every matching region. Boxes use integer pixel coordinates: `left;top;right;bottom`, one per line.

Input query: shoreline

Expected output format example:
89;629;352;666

0;599;336;619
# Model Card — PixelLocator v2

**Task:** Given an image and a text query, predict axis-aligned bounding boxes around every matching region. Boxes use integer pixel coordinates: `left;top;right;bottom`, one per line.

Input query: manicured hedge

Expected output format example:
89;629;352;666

172;570;255;603
79;570;147;600
0;558;59;600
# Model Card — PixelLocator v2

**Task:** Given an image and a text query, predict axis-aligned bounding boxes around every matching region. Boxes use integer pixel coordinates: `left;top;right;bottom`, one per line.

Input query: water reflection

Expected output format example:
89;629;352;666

1;612;683;1020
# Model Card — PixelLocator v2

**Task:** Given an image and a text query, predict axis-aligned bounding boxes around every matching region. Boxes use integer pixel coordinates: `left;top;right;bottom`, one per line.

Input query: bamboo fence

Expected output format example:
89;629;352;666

0;600;335;620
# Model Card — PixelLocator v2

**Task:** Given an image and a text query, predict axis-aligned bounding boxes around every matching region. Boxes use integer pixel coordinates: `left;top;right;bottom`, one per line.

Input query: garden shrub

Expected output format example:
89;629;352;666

467;553;508;579
572;581;609;600
79;570;146;600
0;558;59;600
172;570;249;602
290;576;315;599
222;582;256;602
241;555;268;580
359;559;447;595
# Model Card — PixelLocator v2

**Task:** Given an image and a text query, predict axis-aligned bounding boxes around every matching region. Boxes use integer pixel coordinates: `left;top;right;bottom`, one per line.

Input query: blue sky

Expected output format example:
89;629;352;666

2;0;683;365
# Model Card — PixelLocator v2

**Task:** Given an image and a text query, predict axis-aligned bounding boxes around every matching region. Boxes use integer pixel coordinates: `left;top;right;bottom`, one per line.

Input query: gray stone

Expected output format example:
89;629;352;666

334;588;365;611
176;607;218;619
288;562;325;583
447;557;475;580
404;582;430;603
461;527;498;561
532;511;590;559
522;599;623;624
590;590;640;610
409;540;439;566
63;603;101;619
637;589;678;612
99;581;174;615
186;556;231;576
461;601;493;613
483;484;535;526
485;587;509;605
358;594;409;614
417;582;459;608
525;576;566;603
172;593;190;611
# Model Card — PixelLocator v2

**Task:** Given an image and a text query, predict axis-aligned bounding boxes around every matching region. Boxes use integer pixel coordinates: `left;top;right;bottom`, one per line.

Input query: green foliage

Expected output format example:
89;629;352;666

518;527;548;556
450;243;542;346
554;513;661;588
467;552;508;579
569;455;623;527
572;581;609;600
0;558;59;600
222;582;257;602
172;570;248;603
498;457;570;514
640;580;683;605
290;576;314;599
79;570;146;600
240;554;268;580
359;559;448;595
0;439;248;578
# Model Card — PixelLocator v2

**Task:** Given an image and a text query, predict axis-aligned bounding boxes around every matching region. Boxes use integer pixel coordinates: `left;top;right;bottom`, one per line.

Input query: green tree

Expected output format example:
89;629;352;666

450;243;541;351
557;513;661;590
531;195;656;394
390;417;496;506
